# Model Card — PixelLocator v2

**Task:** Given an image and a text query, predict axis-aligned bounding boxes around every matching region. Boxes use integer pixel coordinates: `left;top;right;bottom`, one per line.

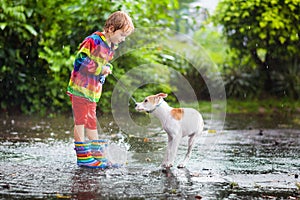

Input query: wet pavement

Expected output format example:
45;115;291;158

0;113;299;199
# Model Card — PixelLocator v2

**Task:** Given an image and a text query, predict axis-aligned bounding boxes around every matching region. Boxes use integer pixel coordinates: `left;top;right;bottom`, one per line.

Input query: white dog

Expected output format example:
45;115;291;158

135;93;204;168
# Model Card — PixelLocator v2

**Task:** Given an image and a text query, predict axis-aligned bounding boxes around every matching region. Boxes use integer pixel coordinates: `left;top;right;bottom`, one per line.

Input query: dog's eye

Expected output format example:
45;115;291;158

144;99;148;103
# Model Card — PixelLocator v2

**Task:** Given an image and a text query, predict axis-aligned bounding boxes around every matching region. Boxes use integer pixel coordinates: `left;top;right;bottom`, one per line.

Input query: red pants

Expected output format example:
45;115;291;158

71;95;97;130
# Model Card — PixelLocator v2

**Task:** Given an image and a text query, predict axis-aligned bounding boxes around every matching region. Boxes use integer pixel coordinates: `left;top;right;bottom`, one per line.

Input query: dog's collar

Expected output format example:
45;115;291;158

146;100;163;113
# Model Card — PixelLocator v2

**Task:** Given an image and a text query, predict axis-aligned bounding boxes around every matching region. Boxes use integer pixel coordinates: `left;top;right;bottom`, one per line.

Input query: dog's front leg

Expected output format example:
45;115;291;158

162;134;173;167
162;132;180;168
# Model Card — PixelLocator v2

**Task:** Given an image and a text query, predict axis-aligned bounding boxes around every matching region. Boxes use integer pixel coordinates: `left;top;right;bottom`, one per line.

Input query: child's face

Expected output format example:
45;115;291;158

109;29;132;45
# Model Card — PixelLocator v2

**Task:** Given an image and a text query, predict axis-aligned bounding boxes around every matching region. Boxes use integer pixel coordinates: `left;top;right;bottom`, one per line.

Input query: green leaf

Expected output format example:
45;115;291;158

224;16;231;22
290;33;299;41
50;65;61;72
259;32;267;39
259;21;267;28
242;11;250;18
279;36;286;44
22;24;37;36
0;23;7;30
239;27;245;33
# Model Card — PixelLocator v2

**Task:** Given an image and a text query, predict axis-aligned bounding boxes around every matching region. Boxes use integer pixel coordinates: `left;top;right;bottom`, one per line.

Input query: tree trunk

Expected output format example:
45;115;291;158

251;49;272;92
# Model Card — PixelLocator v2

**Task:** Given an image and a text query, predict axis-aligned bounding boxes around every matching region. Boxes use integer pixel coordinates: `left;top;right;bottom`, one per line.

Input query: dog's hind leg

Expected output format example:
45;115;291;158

178;133;197;168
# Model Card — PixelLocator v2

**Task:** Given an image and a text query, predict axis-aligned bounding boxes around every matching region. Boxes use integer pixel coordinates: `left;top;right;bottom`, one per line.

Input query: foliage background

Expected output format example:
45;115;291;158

0;0;182;114
0;0;299;115
212;0;300;99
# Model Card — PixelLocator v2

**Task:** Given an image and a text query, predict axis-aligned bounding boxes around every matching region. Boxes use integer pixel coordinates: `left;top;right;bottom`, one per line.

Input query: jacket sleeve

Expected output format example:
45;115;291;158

74;38;105;75
74;52;98;74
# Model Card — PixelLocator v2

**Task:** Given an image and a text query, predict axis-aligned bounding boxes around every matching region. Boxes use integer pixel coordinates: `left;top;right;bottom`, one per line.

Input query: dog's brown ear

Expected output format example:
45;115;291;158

156;93;168;98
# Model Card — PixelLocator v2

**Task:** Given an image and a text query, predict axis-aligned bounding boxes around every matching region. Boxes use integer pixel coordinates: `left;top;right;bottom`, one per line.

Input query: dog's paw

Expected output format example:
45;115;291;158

177;164;185;168
162;163;173;168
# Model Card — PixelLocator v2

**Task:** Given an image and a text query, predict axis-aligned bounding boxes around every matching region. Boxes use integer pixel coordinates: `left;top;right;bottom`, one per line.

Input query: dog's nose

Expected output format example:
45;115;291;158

134;104;137;107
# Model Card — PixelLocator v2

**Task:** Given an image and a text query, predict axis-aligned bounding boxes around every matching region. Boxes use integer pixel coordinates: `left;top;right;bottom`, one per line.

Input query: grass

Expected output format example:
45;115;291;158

194;98;300;115
226;98;300;114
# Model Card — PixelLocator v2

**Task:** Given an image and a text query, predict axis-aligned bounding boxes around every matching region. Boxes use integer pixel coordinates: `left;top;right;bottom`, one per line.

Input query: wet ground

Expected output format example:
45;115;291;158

0;112;299;199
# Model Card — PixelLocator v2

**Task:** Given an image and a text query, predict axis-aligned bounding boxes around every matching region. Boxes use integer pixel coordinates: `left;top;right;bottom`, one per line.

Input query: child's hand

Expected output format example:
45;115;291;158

101;66;112;76
102;66;112;76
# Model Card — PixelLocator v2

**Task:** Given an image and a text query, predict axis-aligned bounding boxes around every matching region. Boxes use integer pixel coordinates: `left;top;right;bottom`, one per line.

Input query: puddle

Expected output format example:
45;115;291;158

0;113;299;199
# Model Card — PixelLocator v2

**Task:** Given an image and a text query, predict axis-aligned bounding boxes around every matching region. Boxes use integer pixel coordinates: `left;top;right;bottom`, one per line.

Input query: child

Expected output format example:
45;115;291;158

67;11;134;168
